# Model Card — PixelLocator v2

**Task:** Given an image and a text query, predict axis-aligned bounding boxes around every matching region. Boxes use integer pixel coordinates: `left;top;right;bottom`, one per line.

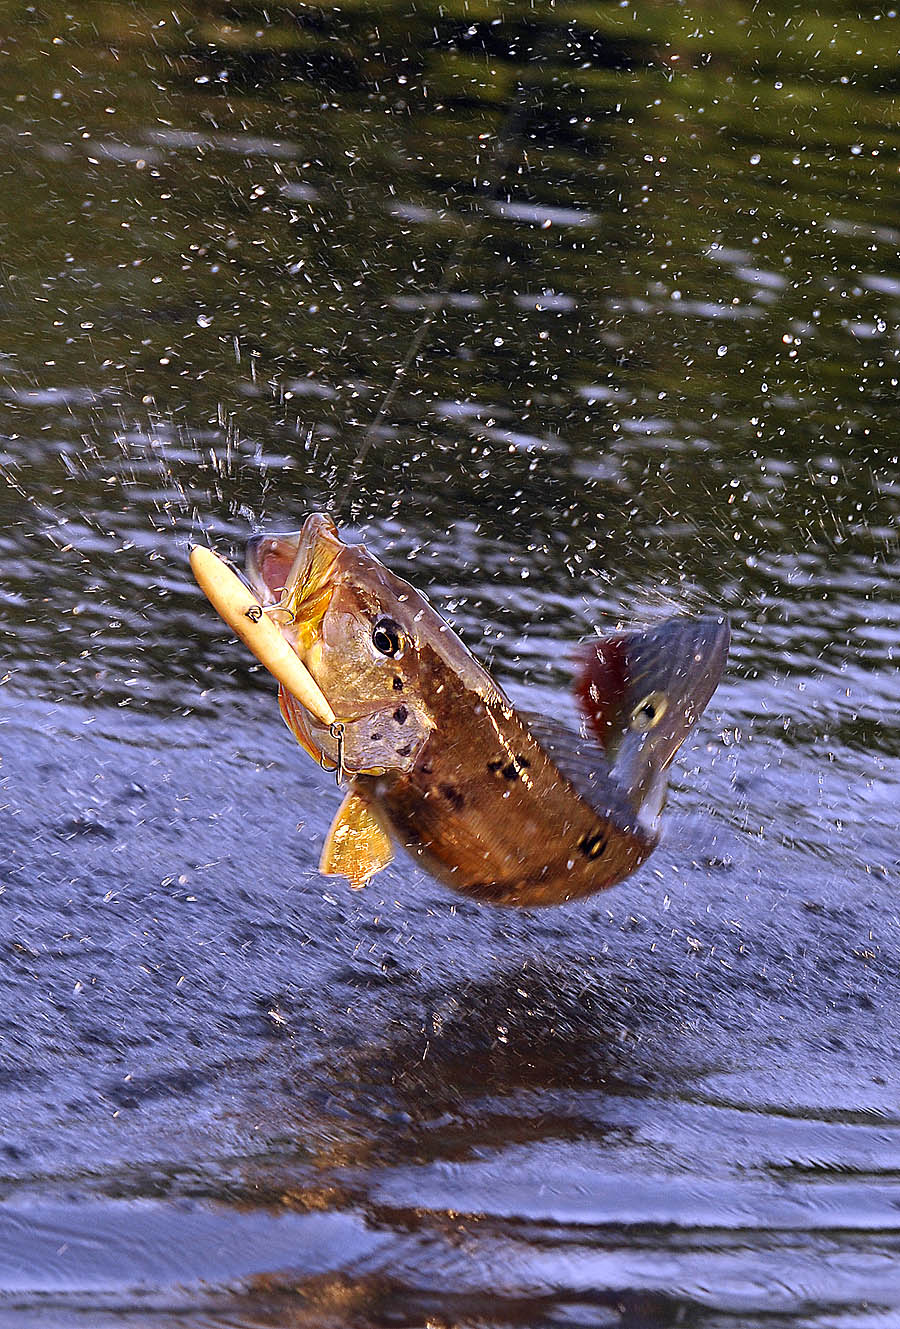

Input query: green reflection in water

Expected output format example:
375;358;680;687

0;0;896;737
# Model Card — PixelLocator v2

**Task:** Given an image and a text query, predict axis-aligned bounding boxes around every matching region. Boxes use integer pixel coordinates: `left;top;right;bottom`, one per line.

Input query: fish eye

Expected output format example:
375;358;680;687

372;616;405;659
631;690;667;732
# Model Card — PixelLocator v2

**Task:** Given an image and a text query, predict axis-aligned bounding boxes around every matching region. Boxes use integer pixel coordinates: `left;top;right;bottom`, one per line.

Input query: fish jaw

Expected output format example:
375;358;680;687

576;614;730;829
278;684;328;767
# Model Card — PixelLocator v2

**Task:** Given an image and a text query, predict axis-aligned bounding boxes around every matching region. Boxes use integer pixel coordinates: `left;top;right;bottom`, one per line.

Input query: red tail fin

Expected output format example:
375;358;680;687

574;636;629;753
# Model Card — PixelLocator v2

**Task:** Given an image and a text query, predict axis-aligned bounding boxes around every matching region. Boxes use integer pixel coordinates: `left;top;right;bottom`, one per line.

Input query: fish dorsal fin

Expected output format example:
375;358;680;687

320;787;394;889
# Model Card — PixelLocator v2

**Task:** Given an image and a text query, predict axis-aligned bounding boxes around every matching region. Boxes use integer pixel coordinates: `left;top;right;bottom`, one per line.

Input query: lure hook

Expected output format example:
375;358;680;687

327;721;346;787
243;601;296;626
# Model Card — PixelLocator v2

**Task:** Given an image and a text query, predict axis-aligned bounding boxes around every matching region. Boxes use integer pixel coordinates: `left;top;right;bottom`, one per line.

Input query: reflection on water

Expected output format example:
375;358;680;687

1;1;899;1325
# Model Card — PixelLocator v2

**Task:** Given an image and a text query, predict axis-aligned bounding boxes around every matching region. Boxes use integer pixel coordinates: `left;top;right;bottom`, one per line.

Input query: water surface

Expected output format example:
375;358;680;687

1;2;899;1325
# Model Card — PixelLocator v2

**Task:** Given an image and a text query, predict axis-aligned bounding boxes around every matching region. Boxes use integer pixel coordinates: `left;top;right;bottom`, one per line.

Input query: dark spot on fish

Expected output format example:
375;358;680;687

488;753;531;781
440;784;465;811
392;676;403;692
371;733;381;742
393;705;408;724
578;829;608;860
397;743;412;757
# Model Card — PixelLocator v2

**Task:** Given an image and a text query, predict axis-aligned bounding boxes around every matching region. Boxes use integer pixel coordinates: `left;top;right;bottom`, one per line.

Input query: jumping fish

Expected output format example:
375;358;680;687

234;514;728;907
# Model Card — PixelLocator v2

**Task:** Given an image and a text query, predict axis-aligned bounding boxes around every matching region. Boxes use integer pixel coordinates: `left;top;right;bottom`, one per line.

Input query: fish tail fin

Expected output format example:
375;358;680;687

575;615;729;827
574;635;630;755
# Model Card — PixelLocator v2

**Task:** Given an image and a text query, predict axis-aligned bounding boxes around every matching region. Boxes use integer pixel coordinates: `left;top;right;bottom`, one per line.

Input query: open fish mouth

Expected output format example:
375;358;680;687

245;515;344;767
245;513;343;642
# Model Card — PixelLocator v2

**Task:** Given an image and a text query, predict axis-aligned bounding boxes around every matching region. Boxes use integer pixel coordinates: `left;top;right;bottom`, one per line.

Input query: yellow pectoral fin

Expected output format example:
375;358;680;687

320;789;394;890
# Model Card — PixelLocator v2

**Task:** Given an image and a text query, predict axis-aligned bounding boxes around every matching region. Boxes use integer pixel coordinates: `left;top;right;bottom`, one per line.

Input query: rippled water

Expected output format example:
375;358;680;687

1;2;899;1325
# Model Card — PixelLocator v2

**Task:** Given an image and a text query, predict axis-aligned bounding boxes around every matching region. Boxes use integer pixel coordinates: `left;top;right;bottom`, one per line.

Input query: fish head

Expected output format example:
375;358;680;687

575;614;730;830
246;514;504;776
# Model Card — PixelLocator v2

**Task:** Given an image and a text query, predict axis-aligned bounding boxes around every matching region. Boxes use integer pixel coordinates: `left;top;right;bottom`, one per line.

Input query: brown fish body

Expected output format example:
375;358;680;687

247;515;728;908
359;652;651;907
